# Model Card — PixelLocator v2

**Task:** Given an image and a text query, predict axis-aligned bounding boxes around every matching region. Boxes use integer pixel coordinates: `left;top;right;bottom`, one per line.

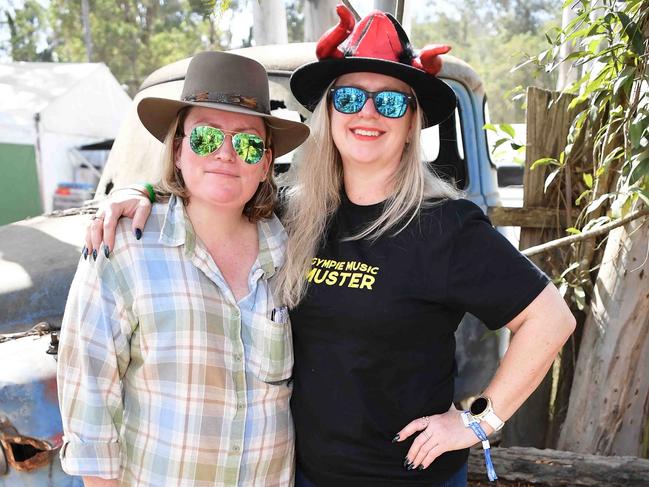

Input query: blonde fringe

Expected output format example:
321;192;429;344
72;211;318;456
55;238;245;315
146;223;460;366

277;95;461;308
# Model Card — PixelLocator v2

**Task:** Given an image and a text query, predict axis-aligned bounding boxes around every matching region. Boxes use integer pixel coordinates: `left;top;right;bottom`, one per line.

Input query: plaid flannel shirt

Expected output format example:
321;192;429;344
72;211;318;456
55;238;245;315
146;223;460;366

57;196;294;487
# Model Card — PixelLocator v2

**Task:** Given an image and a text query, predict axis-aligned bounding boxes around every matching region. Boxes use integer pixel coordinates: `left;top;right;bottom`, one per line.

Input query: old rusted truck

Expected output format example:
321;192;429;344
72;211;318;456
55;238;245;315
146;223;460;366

0;43;511;485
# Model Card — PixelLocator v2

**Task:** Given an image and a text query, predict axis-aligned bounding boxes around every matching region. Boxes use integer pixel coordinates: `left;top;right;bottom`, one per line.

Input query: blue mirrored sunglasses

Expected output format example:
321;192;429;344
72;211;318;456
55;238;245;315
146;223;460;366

329;86;414;118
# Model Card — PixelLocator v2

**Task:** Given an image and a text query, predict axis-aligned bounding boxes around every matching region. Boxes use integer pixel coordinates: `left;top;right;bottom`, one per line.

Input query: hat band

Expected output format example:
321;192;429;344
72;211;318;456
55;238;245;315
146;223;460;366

182;91;266;113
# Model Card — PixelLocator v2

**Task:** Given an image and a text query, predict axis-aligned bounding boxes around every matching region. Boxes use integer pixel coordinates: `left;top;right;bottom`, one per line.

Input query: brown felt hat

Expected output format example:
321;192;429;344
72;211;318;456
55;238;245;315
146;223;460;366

137;51;310;157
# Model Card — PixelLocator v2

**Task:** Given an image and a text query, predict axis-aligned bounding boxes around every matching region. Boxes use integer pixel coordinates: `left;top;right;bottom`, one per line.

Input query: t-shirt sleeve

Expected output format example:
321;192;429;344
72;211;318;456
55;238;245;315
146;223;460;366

445;199;550;330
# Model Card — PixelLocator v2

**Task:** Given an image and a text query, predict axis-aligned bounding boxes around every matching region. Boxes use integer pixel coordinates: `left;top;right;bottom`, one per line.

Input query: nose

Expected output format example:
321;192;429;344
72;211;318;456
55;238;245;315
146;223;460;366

358;96;380;118
213;134;237;162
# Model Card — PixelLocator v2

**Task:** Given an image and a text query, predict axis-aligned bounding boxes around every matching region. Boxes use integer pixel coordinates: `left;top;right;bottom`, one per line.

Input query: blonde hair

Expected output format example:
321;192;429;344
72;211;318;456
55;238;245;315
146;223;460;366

156;107;277;222
277;92;461;308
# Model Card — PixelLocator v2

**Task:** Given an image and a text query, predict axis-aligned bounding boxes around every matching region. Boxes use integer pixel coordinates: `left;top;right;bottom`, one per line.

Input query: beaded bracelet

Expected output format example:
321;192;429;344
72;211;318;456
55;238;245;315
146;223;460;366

141;183;156;203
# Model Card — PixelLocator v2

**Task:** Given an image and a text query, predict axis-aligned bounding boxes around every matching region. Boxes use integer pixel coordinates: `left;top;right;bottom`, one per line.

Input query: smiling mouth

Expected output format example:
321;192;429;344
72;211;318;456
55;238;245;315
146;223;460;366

352;128;382;137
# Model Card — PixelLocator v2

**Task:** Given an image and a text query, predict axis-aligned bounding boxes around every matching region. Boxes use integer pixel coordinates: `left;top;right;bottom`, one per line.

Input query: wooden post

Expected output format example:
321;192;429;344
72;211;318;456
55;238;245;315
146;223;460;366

502;87;578;448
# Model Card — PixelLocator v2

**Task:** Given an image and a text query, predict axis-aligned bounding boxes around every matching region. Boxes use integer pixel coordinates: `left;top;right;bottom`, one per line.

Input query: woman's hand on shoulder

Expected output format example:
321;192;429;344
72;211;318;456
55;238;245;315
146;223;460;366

85;188;152;257
395;405;480;471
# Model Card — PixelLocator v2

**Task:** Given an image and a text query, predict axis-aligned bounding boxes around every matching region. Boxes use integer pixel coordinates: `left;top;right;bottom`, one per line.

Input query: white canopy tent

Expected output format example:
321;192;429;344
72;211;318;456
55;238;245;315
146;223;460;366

0;62;131;213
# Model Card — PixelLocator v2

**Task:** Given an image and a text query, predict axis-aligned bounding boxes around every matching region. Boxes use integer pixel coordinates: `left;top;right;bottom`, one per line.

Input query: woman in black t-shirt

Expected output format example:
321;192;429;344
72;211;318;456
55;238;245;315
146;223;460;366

86;6;575;487
278;6;574;487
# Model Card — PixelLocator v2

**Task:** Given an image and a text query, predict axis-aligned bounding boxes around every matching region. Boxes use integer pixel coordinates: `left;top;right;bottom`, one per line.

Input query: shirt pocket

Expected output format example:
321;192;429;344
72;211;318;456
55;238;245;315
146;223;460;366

249;317;294;384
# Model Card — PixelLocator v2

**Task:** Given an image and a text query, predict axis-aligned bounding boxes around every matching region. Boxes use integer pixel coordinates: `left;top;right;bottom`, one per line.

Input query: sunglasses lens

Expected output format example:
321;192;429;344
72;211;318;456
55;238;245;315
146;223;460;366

333;87;366;114
374;91;409;118
232;133;266;164
190;126;224;156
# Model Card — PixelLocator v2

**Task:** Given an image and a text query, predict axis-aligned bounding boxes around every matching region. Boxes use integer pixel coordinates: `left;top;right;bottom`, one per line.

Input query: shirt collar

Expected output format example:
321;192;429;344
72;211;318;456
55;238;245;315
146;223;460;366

159;195;195;252
159;195;286;277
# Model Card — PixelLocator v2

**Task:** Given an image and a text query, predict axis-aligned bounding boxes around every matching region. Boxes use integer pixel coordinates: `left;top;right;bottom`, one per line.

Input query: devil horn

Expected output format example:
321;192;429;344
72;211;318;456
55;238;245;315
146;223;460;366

412;44;451;76
316;4;356;60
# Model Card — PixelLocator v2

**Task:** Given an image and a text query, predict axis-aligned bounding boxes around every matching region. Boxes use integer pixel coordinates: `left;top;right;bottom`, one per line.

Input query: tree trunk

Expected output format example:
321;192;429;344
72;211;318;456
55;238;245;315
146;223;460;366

252;0;288;45
304;0;339;41
81;0;93;62
557;216;649;457
374;0;397;14
556;4;579;90
373;0;411;33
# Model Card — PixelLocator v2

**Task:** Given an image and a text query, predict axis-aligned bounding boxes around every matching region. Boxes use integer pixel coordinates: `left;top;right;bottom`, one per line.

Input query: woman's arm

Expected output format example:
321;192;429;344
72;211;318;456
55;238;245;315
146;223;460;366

85;187;153;257
396;283;575;469
480;283;576;428
57;252;135;479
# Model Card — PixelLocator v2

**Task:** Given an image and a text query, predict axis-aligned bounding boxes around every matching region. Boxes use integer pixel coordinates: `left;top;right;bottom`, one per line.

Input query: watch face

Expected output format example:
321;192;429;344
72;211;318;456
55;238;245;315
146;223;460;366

470;397;489;416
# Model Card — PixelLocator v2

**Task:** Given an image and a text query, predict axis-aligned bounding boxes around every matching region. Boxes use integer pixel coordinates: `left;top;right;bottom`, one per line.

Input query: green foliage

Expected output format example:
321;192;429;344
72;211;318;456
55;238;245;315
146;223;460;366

3;0;232;95
530;0;648;307
1;1;54;61
484;122;526;164
411;0;563;123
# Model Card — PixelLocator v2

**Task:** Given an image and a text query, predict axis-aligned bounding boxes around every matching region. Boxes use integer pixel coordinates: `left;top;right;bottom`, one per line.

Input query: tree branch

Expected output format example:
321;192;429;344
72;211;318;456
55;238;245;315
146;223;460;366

522;207;649;257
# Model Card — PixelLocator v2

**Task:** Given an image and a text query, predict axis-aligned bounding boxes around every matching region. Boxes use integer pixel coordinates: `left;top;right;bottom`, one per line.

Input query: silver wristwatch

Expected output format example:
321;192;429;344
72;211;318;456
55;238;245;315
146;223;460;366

469;395;504;432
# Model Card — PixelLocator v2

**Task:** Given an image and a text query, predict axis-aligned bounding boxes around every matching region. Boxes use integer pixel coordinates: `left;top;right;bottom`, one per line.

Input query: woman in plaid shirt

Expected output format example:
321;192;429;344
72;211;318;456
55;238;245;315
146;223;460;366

57;51;308;487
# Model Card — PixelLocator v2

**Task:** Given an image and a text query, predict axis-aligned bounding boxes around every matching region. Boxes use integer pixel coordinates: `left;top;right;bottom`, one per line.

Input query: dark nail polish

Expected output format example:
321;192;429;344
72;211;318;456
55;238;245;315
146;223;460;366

392;434;400;443
135;228;142;240
417;465;424;471
403;458;411;468
82;246;88;260
103;245;110;258
407;464;415;471
92;249;97;261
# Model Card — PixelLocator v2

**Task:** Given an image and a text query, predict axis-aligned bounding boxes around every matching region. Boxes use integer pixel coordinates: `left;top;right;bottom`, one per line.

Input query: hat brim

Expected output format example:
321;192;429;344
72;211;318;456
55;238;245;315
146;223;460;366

290;58;457;128
137;97;310;158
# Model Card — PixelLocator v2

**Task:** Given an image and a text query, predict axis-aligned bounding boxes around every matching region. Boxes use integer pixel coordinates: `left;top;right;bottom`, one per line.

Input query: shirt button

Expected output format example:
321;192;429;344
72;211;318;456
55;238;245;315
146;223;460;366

234;354;242;362
237;403;245;410
233;445;240;452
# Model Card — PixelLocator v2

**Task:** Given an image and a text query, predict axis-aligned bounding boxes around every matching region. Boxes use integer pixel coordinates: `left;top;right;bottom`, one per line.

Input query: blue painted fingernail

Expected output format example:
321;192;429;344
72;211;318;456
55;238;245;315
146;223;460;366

82;246;88;260
135;228;142;240
92;249;97;261
103;244;110;258
392;434;400;443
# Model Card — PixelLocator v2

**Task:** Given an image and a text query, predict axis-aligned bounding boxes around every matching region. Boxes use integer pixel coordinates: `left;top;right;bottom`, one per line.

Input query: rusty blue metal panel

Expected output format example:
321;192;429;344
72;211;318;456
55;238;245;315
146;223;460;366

0;333;81;486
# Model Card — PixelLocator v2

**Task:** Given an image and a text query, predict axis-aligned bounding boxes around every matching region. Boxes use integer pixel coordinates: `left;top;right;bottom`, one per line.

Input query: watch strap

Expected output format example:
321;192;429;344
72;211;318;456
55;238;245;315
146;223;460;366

482;409;505;431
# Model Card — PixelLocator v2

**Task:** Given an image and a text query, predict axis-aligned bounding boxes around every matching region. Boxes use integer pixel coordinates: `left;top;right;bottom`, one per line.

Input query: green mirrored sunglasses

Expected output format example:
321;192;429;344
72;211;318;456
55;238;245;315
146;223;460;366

185;126;268;164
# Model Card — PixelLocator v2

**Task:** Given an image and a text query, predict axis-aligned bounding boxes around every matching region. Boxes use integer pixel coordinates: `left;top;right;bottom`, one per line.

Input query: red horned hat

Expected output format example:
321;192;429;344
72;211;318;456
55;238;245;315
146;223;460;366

291;5;456;127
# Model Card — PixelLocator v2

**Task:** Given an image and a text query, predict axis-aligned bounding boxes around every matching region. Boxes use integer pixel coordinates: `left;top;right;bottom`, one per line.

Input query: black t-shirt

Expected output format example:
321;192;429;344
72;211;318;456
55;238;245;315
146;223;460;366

289;193;550;487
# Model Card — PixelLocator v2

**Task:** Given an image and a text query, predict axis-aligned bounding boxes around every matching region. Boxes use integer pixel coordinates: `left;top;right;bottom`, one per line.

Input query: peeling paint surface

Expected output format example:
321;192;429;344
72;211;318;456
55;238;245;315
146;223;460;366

0;334;81;485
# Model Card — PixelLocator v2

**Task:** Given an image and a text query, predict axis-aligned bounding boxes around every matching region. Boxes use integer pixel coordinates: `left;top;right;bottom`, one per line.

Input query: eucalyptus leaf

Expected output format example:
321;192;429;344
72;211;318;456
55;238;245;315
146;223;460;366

585;193;610;214
530;157;560;170
500;123;516;138
545;168;561;193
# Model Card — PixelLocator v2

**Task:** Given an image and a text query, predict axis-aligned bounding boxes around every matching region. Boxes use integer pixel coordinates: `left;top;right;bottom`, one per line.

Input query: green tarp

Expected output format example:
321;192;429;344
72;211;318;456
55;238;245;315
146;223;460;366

0;143;42;226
